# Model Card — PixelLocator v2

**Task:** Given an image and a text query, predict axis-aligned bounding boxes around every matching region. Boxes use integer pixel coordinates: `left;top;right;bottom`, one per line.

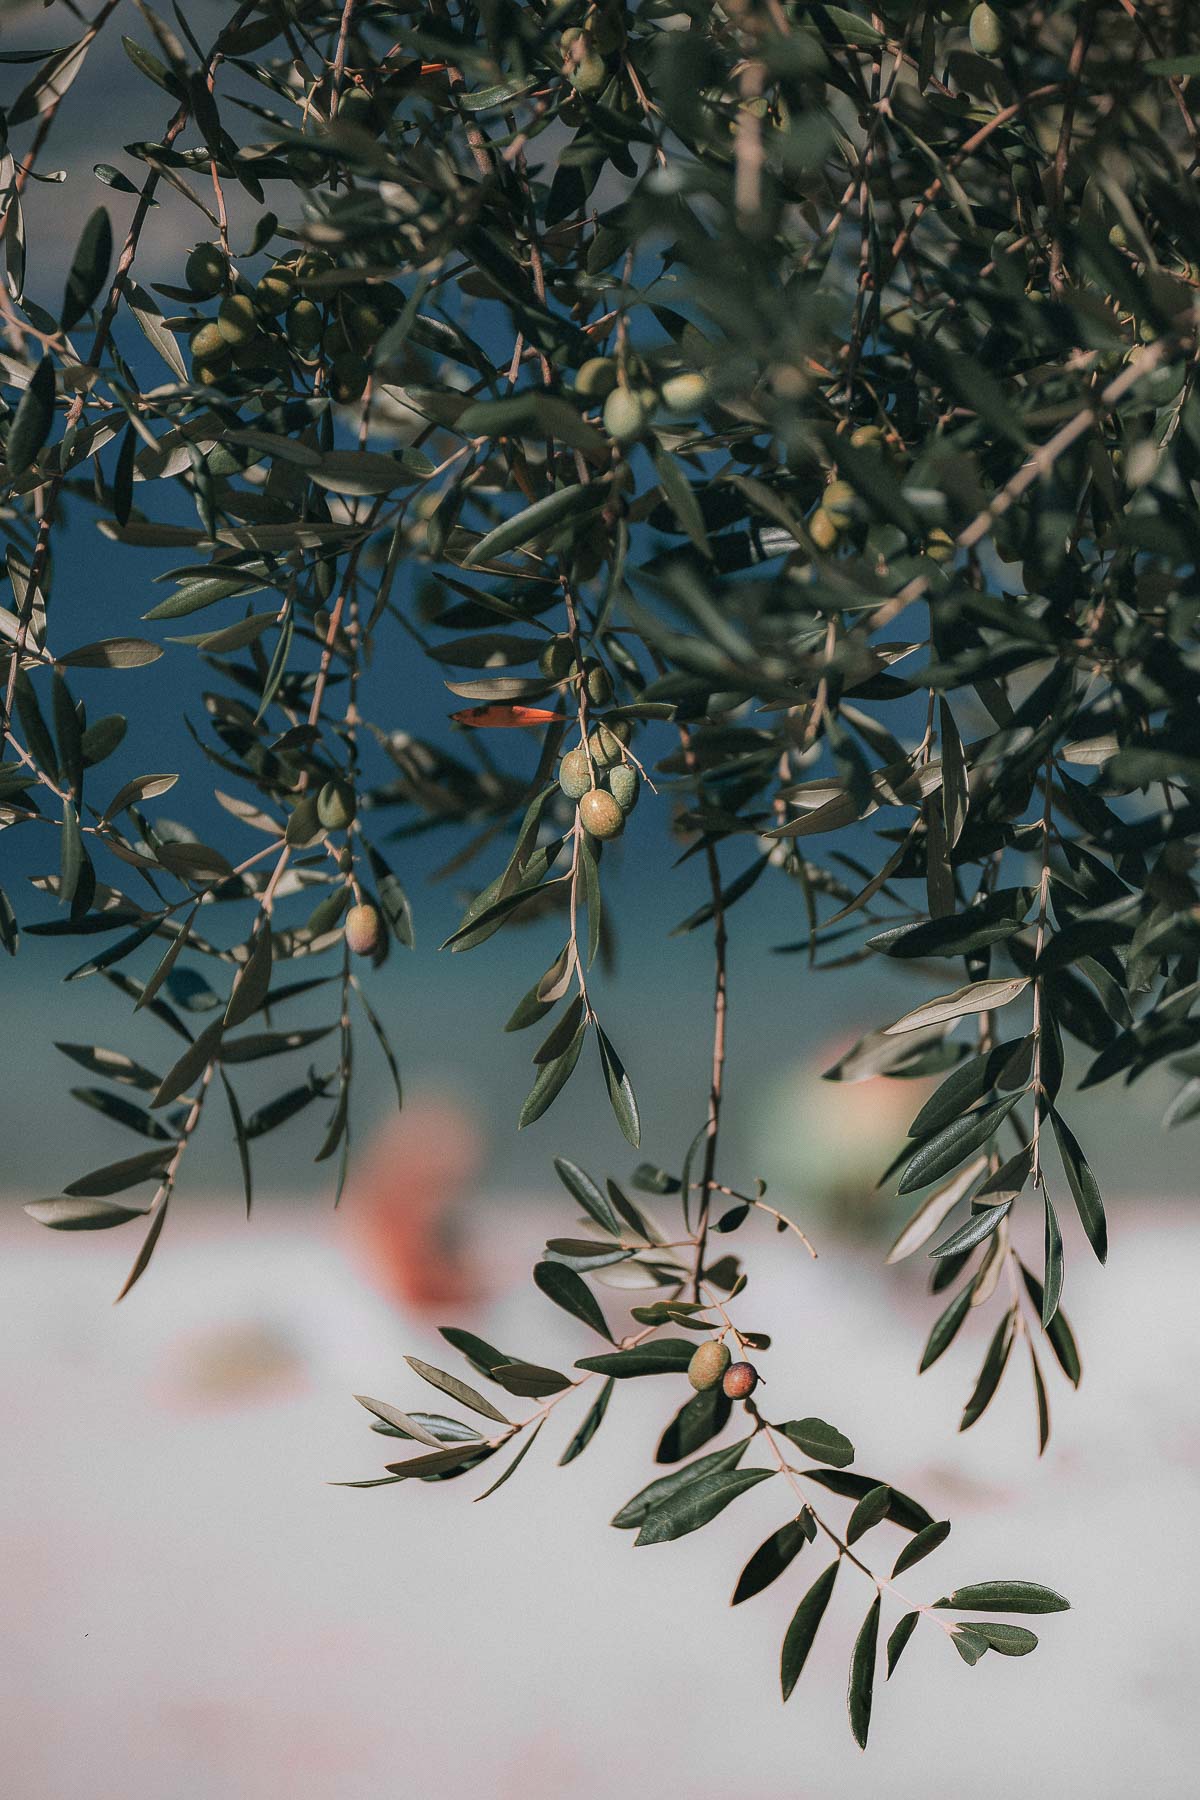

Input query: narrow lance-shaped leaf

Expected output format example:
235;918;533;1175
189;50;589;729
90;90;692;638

597;1027;641;1148
6;355;56;476
847;1593;881;1749
1050;1109;1108;1264
635;1466;775;1546
897;1094;1021;1196
61;205;113;329
886;1610;920;1678
533;1260;613;1341
559;1376;614;1466
781;1563;840;1701
613;1440;750;1530
404;1356;512;1425
933;1581;1070;1614
732;1518;809;1605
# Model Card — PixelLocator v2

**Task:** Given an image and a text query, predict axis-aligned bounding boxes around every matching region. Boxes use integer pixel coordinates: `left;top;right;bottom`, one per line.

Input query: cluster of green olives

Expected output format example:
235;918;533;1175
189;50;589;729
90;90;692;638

538;637;615;701
573;354;710;445
687;1339;759;1400
186;242;403;400
558;722;639;840
805;427;952;561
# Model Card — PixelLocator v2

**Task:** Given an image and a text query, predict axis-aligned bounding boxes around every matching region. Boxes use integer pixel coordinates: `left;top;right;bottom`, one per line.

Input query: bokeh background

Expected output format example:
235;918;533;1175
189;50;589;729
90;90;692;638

2;6;1198;1795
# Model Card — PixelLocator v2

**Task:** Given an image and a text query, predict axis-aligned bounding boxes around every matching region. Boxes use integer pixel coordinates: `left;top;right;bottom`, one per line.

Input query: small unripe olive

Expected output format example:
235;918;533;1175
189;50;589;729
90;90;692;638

558;747;592;800
849;424;884;450
191;321;228;364
337;846;353;874
324;321;353;362
924;527;956;563
344;902;383;957
346;299;385;353
822;479;855;524
315;557;338;602
575;356;619;400
608;766;640;815
660;371;708;413
256;268;293;314
337;85;376;130
539;635;576;680
809;508;840;552
969;2;1004;56
331;355;369;402
603;385;650;443
572;52;608;94
688;1339;731;1392
722;1361;759;1400
286;299;323;355
1108;222;1127;250
217;293;260;348
584;660;613;706
317;779;356;831
588;721;627;768
186;243;226;298
578;788;624;839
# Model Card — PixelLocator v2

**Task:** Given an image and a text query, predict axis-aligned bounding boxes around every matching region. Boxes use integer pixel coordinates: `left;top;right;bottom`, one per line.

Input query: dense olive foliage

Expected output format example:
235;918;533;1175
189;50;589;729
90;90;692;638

6;0;1200;1742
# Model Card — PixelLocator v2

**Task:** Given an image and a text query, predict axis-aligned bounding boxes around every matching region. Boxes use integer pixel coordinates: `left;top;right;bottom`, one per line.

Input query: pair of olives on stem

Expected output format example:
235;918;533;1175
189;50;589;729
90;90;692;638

688;1339;758;1400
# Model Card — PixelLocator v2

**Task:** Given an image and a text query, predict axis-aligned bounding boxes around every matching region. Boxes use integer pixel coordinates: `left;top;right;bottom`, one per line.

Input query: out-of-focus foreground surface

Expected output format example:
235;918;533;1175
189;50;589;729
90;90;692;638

1;1093;1196;1799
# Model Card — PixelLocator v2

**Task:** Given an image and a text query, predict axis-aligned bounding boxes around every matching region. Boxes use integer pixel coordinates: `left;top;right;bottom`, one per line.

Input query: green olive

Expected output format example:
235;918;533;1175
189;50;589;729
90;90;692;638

585;660;613;707
588;721;628;768
969;2;1005;56
346;299;386;353
330;355;368;402
337;86;377;131
317;780;357;831
688;1340;731;1392
578;788;624;839
603;385;650;443
191;321;228;364
217;293;260;348
256;268;293;314
286;299;323;356
575;356;619;400
558;747;592;800
822;479;855;524
609;764;640;814
344;902;383;957
572;52;608;94
315;558;338;602
660;371;708;413
186;243;226;298
809;508;840;551
539;635;576;680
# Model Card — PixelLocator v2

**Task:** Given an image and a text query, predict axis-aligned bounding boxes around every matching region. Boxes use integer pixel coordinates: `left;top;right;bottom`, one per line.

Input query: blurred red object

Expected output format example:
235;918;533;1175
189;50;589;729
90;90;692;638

343;1096;485;1314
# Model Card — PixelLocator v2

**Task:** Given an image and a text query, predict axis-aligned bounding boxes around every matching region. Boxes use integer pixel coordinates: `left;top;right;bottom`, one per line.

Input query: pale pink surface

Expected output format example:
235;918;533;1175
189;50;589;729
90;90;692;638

1;1199;1196;1798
